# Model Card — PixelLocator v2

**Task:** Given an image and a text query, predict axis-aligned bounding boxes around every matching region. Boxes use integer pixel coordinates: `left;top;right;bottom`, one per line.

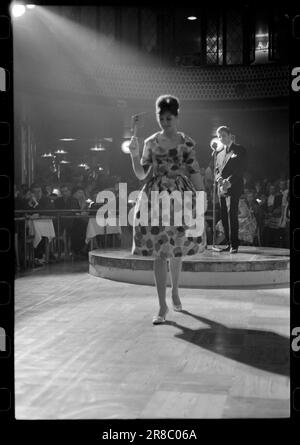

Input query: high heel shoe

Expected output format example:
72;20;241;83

171;296;183;312
152;307;169;325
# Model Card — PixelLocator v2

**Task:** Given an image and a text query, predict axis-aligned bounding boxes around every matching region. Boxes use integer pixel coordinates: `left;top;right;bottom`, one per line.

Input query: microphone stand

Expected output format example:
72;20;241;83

210;143;223;253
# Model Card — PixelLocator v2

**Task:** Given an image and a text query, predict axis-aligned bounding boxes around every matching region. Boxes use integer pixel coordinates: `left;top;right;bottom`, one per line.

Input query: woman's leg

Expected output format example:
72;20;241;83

169;257;182;306
153;257;168;316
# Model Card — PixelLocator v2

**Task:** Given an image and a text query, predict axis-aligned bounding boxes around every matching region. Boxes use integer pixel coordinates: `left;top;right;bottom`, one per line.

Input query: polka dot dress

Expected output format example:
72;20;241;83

132;132;206;258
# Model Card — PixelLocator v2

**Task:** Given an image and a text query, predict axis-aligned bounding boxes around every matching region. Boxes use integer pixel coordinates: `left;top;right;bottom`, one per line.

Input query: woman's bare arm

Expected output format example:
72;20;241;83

190;172;205;191
129;137;151;181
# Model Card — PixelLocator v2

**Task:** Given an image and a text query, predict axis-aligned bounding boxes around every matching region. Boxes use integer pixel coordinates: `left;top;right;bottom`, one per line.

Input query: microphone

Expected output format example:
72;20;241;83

122;112;148;154
130;112;148;136
210;137;224;155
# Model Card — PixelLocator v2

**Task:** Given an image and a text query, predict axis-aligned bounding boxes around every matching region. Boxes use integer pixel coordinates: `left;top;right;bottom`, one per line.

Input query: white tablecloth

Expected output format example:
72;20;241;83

27;218;56;248
106;225;122;235
85;217;122;243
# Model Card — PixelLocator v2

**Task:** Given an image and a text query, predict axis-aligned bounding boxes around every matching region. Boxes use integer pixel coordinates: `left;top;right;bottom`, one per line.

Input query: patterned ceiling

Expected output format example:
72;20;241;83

28;63;289;102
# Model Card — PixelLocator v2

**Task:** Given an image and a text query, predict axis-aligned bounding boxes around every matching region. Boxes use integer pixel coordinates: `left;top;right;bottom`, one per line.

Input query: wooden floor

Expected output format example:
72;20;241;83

15;261;290;419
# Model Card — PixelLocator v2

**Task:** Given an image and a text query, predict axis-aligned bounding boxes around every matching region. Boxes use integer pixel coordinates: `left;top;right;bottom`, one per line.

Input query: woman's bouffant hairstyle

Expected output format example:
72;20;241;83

155;95;180;117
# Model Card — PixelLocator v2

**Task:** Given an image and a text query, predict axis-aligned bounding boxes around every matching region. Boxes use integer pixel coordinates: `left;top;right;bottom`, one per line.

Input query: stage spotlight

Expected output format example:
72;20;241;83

187;16;197;21
11;3;26;18
121;140;131;154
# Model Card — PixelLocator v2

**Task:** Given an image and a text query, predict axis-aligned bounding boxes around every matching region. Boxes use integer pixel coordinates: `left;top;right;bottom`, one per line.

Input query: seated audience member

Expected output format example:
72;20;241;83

278;179;287;195
55;184;77;210
15;185;26;210
72;186;89;212
245;190;263;245
254;180;265;199
15;186;35;211
278;180;290;248
43;185;53;197
245;190;260;219
85;181;97;200
20;183;29;198
49;192;59;206
237;193;258;246
30;183;54;211
264;183;283;247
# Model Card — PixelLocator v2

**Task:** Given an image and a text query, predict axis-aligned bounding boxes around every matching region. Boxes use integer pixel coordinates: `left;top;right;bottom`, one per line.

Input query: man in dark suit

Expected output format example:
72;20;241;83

54;184;79;212
214;126;247;253
30;183;54;211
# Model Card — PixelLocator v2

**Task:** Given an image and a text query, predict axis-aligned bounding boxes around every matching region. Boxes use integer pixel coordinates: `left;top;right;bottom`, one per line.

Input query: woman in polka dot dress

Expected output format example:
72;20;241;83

128;95;206;325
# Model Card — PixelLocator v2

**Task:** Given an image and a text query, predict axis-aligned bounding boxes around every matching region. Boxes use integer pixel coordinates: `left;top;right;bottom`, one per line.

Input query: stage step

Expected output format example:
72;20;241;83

89;246;290;289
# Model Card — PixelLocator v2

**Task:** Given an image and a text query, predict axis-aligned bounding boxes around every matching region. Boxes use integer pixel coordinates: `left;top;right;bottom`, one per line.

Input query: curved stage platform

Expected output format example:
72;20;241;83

89;246;290;288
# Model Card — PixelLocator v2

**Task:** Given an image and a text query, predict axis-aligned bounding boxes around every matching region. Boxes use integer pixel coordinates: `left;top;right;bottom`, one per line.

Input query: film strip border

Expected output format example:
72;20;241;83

0;0;299;434
291;11;300;420
0;0;13;428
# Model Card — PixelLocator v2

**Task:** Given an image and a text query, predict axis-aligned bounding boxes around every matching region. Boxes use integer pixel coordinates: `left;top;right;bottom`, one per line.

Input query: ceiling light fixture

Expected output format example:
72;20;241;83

90;146;105;151
11;3;26;18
